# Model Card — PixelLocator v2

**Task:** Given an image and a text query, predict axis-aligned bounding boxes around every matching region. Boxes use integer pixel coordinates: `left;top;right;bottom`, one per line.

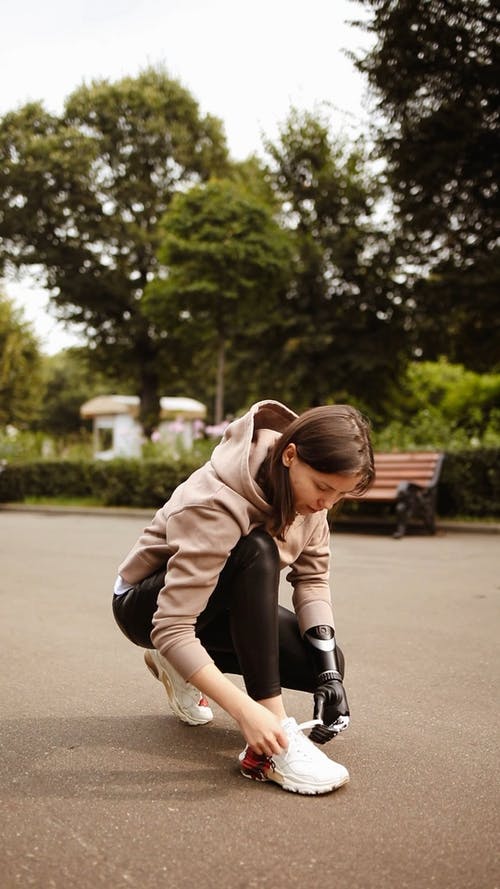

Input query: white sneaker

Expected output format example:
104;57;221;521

144;649;213;726
239;717;349;795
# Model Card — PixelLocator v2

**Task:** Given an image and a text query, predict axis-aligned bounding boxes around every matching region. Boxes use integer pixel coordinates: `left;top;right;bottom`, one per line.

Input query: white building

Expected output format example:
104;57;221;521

80;395;207;459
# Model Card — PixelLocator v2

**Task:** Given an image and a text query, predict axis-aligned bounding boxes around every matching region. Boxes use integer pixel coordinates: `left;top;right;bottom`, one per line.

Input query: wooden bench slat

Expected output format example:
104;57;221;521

375;452;438;459
373;474;436;485
375;456;438;461
349;488;398;501
375;464;438;472
375;464;437;472
375;468;436;477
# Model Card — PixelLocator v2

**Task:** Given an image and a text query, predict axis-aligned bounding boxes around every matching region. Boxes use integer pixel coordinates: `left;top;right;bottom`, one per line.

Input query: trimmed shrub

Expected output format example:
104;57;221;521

0;456;204;509
132;457;200;508
0;448;498;519
97;457;200;507
0;463;25;501
438;449;500;517
0;460;96;500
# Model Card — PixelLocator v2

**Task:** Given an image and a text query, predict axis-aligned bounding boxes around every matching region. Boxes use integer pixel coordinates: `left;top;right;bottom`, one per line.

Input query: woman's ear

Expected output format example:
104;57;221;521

282;443;297;467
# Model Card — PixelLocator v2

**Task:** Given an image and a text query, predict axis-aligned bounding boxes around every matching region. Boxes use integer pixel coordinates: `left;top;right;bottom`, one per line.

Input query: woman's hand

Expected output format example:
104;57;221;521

236;698;288;756
310;677;350;744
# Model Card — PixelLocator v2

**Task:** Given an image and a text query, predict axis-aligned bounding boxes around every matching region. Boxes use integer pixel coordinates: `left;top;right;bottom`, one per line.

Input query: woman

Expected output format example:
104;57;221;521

113;399;374;795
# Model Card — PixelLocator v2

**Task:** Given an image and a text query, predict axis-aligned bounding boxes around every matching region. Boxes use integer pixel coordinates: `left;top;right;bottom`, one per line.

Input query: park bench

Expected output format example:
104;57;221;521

346;451;445;539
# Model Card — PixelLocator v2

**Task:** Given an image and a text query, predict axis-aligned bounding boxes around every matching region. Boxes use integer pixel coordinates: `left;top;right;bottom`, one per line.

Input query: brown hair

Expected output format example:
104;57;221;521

259;404;375;540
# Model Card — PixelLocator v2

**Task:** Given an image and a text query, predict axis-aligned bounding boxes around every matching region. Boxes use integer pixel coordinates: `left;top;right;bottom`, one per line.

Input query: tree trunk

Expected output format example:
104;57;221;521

133;275;160;439
139;369;160;439
214;335;225;425
136;333;161;438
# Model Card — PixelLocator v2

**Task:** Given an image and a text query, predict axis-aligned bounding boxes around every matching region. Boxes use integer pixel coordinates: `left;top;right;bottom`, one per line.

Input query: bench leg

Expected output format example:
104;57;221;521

393;497;410;539
393;483;420;539
420;490;437;535
394;484;437;538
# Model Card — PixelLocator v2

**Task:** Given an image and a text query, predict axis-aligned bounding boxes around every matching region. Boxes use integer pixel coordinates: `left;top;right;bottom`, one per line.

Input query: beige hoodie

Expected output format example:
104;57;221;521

118;400;335;681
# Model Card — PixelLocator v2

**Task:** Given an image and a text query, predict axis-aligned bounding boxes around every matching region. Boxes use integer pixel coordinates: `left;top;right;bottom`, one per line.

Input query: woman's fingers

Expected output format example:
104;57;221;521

242;714;289;756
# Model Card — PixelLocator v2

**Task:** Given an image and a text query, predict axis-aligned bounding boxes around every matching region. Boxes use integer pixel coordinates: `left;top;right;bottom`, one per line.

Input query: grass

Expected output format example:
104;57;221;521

24;495;105;507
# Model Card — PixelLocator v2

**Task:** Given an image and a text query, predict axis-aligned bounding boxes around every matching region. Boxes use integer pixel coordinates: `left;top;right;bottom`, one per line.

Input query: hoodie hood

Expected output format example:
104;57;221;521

210;400;297;510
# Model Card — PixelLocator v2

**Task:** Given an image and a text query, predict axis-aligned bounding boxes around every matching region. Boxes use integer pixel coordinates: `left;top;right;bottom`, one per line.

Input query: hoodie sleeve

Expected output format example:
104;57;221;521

150;504;242;681
286;517;335;634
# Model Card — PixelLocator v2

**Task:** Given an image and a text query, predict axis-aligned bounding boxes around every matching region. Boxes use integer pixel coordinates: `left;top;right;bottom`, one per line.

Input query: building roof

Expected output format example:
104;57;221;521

80;395;207;420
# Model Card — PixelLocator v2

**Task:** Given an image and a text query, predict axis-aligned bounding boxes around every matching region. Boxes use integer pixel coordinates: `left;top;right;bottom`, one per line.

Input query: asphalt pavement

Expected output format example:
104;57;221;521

1;509;499;889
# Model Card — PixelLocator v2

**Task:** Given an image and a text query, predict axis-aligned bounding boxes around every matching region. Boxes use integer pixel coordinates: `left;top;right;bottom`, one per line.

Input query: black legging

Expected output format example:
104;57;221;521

113;528;344;700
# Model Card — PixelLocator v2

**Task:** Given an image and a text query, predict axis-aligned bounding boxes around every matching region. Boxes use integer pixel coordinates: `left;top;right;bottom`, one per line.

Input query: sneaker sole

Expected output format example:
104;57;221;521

240;768;349;796
273;769;349;795
144;650;212;726
240;763;349;795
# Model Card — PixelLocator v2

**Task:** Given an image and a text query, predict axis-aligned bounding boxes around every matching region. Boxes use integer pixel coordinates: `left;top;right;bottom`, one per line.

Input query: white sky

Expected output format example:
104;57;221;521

1;0;374;353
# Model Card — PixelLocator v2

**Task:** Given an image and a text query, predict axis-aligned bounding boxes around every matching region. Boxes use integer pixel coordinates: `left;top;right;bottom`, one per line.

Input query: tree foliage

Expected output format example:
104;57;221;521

144;178;292;422
372;359;500;450
0;293;42;427
263;108;410;417
0;67;228;431
35;347;136;437
352;0;500;370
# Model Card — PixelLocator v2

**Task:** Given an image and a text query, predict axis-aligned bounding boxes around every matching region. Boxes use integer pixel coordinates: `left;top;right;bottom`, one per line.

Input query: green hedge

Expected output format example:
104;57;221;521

0;448;499;518
438;448;500;517
0;456;202;508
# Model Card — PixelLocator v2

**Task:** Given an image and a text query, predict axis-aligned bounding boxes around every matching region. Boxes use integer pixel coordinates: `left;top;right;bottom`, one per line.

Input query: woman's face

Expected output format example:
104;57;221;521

283;443;360;515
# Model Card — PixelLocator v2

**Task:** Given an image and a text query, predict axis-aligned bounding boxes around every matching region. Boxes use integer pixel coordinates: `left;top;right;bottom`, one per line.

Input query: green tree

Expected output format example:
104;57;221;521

372;359;500;450
35;347;136;437
405;361;500;439
0;67;228;432
144;178;293;422
352;0;500;370
0;293;42;427
263;108;410;417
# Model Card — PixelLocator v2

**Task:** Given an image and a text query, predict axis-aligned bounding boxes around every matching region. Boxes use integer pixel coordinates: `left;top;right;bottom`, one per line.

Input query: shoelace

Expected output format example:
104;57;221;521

295;719;322;733
282;719;323;759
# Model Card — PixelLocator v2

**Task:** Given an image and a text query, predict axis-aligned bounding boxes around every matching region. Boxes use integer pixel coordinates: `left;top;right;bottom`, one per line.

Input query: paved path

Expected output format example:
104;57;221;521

1;511;498;889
